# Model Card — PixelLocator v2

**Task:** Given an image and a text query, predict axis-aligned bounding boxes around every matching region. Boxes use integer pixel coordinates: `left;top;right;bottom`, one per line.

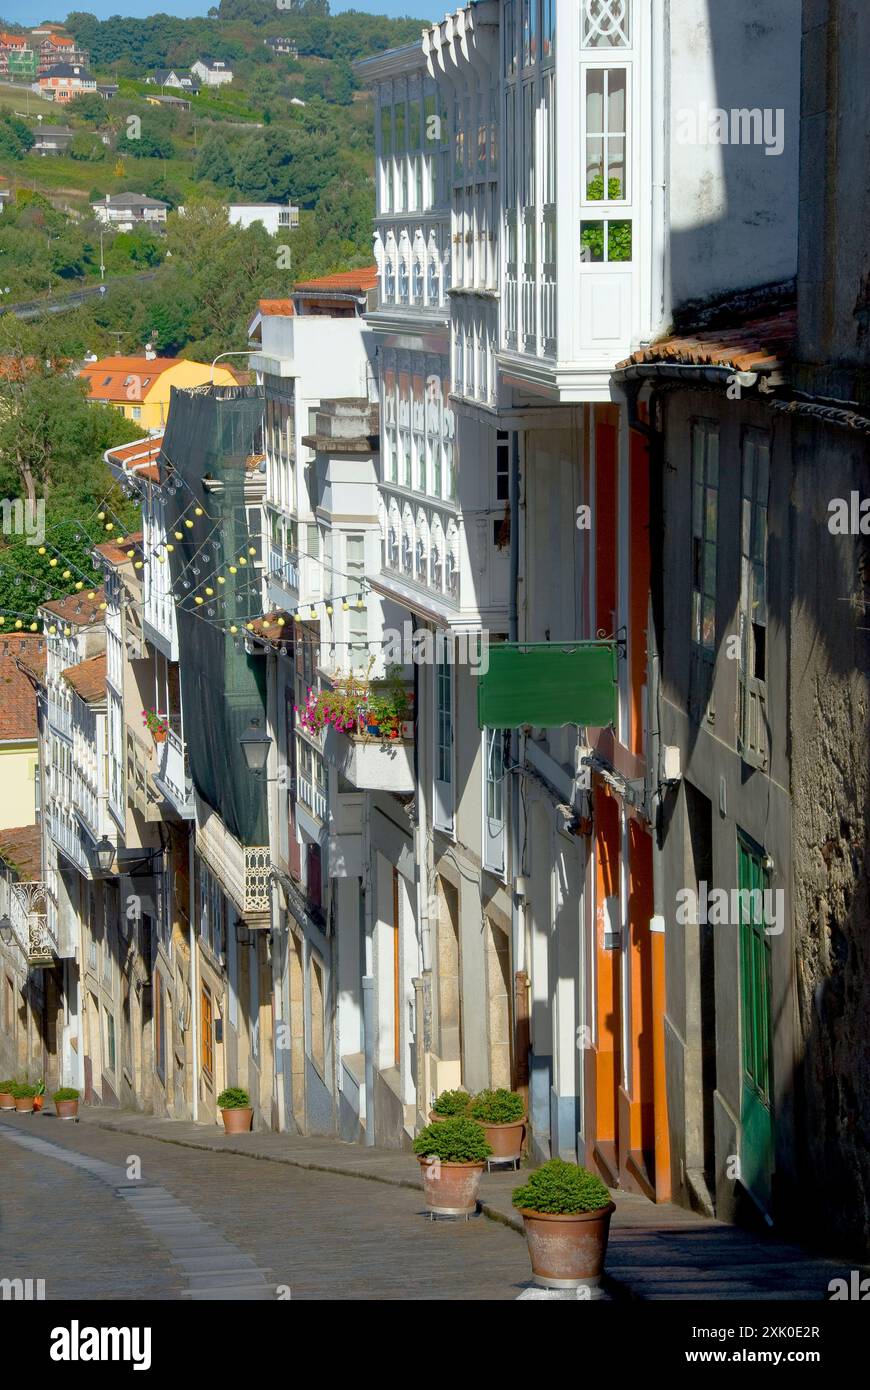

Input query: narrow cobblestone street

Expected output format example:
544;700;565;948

2;1109;860;1303
0;1113;532;1301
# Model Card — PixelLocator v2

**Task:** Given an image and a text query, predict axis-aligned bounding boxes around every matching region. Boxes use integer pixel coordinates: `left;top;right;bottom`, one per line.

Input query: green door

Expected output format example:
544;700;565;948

738;835;774;1213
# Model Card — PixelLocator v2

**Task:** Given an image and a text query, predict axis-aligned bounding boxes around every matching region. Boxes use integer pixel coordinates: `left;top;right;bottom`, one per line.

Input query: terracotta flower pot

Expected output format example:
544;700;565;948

221;1106;253;1134
33;1095;44;1112
418;1157;485;1216
0;1091;16;1110
151;728;167;744
517;1202;616;1289
56;1099;79;1120
479;1117;526;1161
15;1095;35;1113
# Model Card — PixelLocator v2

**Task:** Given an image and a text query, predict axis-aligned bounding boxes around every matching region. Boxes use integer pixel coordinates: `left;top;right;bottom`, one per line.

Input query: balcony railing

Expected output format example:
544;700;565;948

126;728;162;822
268;544;300;595
49;804;92;878
9;880;56;968
152;727;195;819
48;694;72;739
196;804;270;918
144;584;178;659
297;770;327;824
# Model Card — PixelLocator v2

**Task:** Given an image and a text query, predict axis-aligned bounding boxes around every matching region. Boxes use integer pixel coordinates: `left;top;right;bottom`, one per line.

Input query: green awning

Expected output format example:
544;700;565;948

477;642;617;729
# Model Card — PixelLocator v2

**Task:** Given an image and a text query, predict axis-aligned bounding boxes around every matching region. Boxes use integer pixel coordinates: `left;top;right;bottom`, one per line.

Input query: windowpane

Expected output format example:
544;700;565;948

380;104;392;156
582;0;632;48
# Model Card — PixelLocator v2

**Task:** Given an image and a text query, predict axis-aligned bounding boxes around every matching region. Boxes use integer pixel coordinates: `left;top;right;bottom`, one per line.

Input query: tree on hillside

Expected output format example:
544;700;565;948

194;131;235;187
67;92;108;125
0;368;141;509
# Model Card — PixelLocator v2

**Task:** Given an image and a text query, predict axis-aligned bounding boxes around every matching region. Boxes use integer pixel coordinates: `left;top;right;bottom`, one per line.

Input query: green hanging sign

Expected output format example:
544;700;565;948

477;641;617;729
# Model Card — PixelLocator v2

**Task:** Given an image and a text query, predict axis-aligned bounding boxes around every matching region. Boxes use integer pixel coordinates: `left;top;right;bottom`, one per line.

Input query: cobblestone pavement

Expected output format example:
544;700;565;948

2;1109;860;1303
0;1113;532;1301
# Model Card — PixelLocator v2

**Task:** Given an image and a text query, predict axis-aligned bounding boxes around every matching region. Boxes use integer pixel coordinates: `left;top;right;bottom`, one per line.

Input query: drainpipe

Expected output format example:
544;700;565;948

189;830;199;1123
649;0;669;339
508;428;527;1100
362;790;375;1145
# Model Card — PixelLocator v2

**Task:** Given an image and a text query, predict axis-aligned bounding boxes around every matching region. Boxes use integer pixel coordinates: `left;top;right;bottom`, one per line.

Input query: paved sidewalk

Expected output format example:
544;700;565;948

77;1108;857;1301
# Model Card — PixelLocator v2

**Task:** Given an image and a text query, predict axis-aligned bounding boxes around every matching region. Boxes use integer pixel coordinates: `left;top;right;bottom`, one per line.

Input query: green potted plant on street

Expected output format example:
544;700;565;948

429;1087;471;1123
53;1087;80;1120
512;1159;616;1289
413;1116;492;1216
469;1088;526;1161
12;1081;37;1114
0;1080;16;1110
217;1086;253;1134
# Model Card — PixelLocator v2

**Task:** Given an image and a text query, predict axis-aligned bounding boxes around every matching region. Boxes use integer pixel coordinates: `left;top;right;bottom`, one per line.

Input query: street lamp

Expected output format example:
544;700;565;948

94;837;115;874
0;914;13;944
239;717;271;774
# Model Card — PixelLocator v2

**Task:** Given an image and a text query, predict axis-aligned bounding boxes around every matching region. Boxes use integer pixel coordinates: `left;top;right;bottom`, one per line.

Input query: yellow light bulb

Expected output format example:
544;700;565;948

29;622;37;631
246;622;254;631
97;512;106;521
14;619;22;629
99;602;107;611
49;625;56;635
294;612;301;623
38;546;46;555
174;531;183;540
49;558;58;568
75;581;83;591
229;565;237;575
0;616;6;625
238;556;247;566
127;550;135;559
134;561;143;570
205;587;214;596
105;523;114;531
217;576;225;585
195;597;204;605
158;555;166;563
185;519;193;529
248;546;256;556
166;544;174;553
62;570;71;579
195;507;203;516
87;591;95;599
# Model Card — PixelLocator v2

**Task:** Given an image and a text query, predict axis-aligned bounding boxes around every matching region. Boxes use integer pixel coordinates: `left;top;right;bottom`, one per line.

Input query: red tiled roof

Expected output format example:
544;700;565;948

105;434;163;483
246;610;294;645
79;356;179;402
61;653;106;704
617;307;797;376
0;824;42;881
0;635;44;741
294;267;378;294
94;531;143;567
258;298;295;317
41;589;105;625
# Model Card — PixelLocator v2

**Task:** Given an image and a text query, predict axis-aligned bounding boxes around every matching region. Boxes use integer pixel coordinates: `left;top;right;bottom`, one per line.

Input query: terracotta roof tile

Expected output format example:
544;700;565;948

79;356;179;402
294;266;378;294
0;824;42;882
41;589;105;625
94;531;143;567
61;653;106;704
0;635;44;741
258;298;295;317
617;307;796;376
246;610;294;646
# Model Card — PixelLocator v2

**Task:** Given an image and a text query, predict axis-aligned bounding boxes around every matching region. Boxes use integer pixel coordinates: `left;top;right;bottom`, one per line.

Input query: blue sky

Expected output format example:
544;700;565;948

0;2;435;20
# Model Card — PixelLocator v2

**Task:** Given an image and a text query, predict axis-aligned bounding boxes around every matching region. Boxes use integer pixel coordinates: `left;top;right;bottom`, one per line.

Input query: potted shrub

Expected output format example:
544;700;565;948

13;1082;37;1114
33;1079;45;1112
53;1087;80;1120
512;1159;616;1289
413;1117;492;1216
429;1088;471;1123
469;1088;526;1161
142;708;169;743
217;1086;253;1134
0;1080;16;1110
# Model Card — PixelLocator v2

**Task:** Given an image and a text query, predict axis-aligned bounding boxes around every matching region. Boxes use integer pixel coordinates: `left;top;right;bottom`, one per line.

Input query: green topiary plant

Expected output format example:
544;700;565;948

12;1082;37;1098
431;1088;471;1117
217;1087;250;1110
470;1088;525;1124
413;1117;492;1164
512;1158;612;1215
53;1087;80;1102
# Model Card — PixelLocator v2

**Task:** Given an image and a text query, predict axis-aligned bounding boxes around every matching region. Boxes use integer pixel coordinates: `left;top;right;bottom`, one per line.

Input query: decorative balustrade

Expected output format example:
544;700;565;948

9;880;55;968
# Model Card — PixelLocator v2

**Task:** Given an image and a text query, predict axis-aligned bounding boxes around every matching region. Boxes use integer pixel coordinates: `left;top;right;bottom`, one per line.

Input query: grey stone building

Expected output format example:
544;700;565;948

613;0;869;1252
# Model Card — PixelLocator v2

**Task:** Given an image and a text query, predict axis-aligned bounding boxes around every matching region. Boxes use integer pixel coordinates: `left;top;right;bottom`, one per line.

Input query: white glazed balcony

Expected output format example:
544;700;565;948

195;800;270;919
152;727;195;820
324;723;414;794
